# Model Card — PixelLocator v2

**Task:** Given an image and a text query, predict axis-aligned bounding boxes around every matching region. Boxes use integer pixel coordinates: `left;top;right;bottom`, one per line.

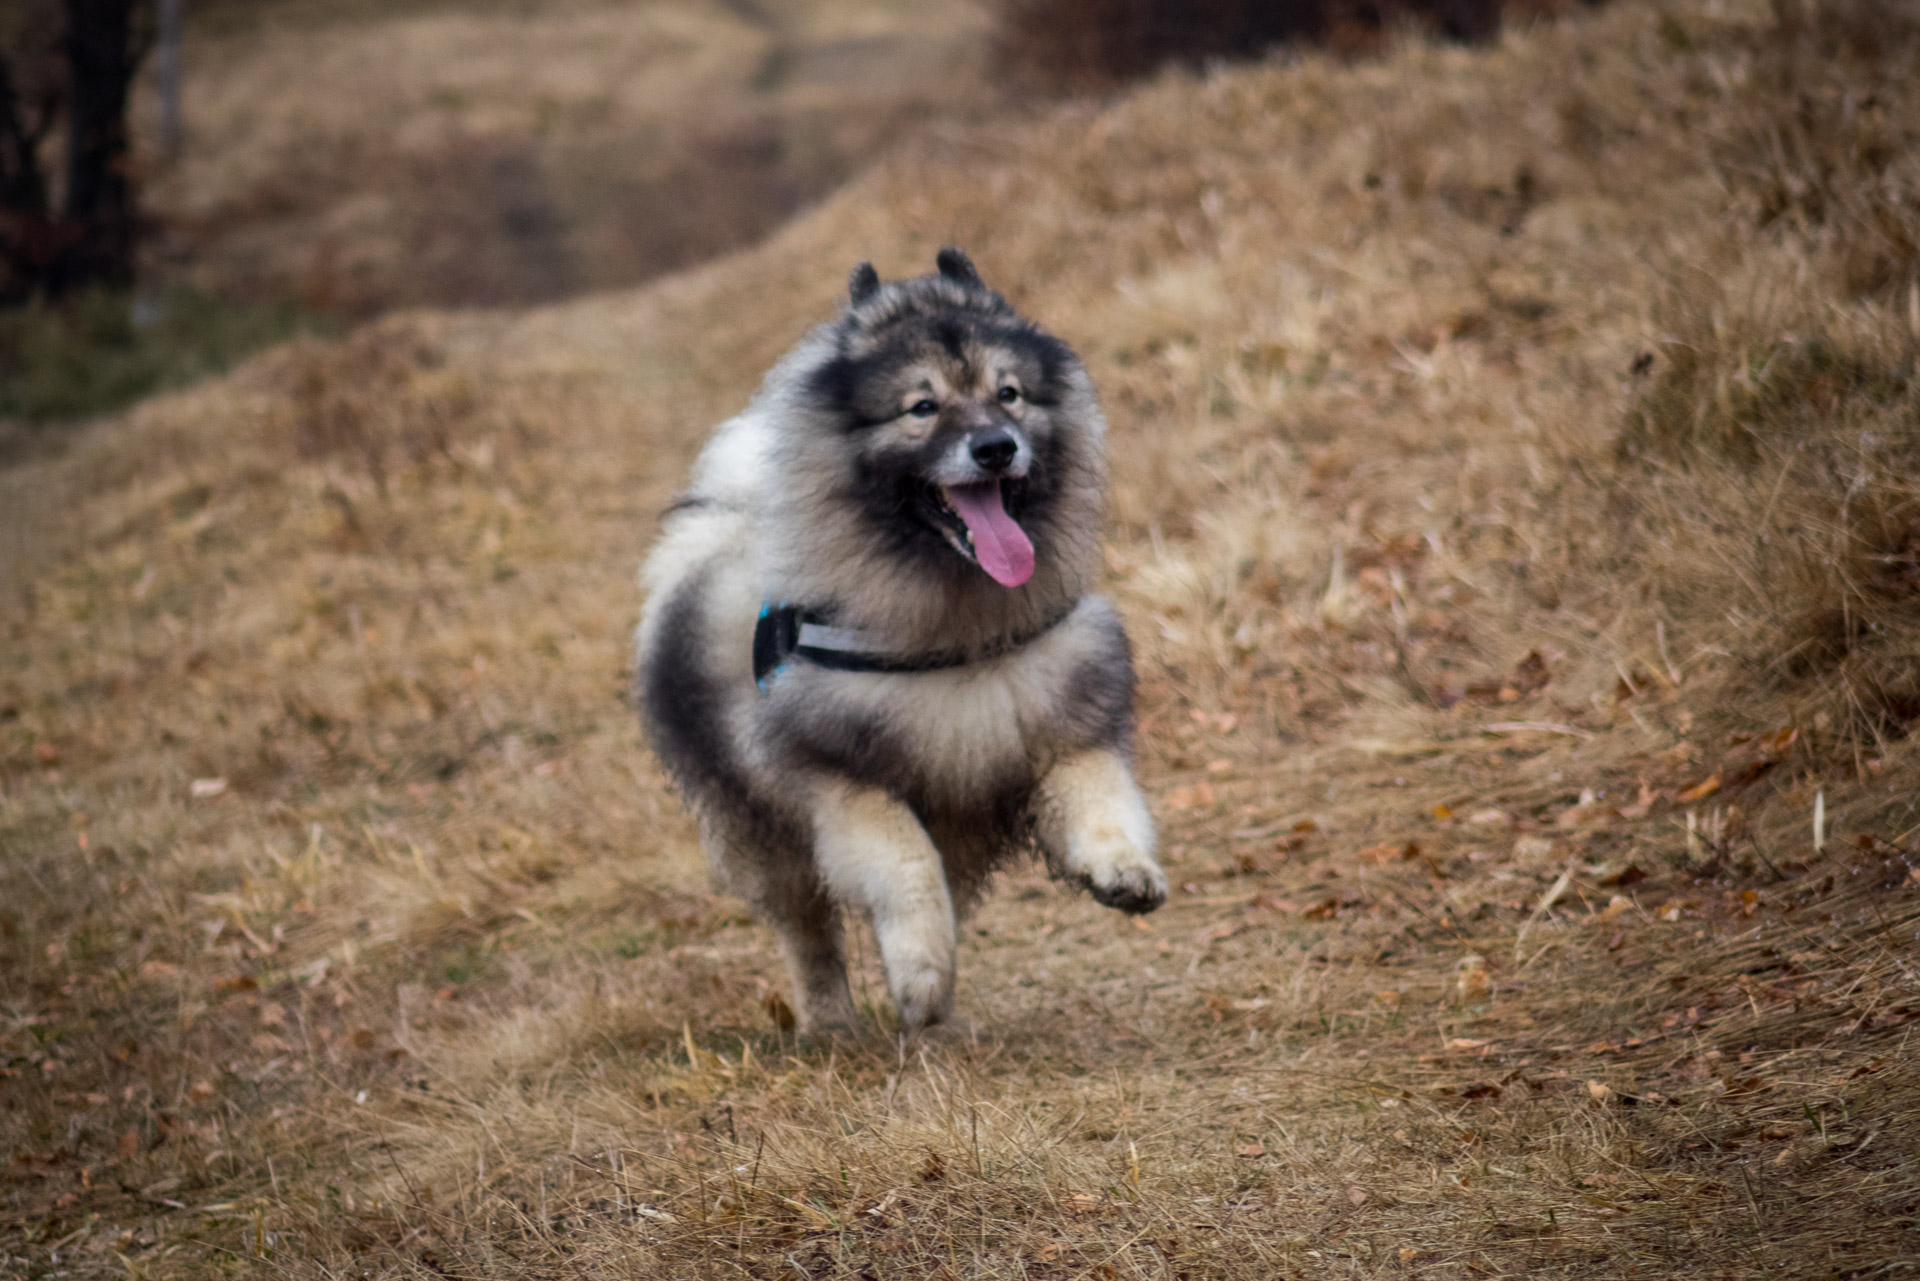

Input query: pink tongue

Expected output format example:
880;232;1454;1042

944;481;1035;587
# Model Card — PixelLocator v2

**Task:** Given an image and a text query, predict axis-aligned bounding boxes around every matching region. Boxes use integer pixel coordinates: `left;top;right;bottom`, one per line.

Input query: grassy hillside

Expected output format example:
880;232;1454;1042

137;0;993;315
4;1;1919;1276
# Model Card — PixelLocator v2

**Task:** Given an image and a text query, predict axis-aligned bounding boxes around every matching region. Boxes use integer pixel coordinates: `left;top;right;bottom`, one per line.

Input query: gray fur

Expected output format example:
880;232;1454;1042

636;249;1166;1034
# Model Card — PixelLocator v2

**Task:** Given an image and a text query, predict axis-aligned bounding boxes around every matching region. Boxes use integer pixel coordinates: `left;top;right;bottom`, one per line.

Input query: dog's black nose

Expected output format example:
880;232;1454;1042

969;430;1019;473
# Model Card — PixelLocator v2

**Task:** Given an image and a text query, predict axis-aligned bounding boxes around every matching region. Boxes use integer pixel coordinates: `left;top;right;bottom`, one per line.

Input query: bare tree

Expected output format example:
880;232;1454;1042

155;0;180;157
0;0;154;303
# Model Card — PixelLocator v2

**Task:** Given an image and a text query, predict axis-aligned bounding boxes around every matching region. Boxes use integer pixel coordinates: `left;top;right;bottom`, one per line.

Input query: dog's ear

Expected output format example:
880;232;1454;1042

935;247;982;287
848;262;881;305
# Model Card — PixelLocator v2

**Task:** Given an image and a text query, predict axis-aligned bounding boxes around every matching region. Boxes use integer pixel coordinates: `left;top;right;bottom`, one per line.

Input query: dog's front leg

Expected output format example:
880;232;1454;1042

809;781;957;1030
766;890;859;1037
1035;750;1167;915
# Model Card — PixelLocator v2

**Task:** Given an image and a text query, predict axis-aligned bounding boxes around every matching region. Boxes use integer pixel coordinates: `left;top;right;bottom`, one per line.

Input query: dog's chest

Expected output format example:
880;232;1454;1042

762;621;1100;803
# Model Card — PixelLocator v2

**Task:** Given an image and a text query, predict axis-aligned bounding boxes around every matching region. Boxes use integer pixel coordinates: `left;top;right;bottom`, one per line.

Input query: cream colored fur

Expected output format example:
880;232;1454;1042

809;782;958;1029
1034;750;1166;908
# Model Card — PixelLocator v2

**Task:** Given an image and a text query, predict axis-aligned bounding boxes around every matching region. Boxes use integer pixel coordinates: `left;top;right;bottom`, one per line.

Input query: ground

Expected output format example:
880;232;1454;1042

136;0;995;315
3;1;1919;1276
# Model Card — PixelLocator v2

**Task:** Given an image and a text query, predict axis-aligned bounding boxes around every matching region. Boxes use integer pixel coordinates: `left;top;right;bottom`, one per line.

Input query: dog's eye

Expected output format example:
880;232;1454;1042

996;385;1020;404
907;399;939;418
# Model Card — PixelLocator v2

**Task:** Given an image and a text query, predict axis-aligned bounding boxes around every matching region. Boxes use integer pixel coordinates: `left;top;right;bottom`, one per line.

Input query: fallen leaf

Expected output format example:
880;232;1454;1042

1445;1037;1492;1052
1556;802;1614;829
116;1130;140;1159
1454;955;1490;1003
1719;1076;1771;1098
1586;1080;1615;1104
1399;1248;1421;1263
1511;650;1551;693
1355;841;1420;865
1346;1184;1369;1206
187;1081;216;1102
1235;1141;1266;1158
1589;891;1635;921
189;777;228;799
1164;781;1217;811
1599;864;1648;888
1512;836;1556;861
1677;775;1722;803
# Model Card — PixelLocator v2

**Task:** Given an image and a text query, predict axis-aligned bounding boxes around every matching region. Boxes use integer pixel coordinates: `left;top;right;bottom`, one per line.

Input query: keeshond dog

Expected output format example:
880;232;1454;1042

636;248;1166;1034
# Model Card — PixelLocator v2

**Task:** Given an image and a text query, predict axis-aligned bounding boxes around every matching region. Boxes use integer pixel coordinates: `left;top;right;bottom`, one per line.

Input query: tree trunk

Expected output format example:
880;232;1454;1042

54;0;141;294
0;55;56;304
155;0;181;157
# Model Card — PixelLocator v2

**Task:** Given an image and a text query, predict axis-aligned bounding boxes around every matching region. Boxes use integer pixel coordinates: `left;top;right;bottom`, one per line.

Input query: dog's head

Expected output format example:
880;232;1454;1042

792;248;1101;590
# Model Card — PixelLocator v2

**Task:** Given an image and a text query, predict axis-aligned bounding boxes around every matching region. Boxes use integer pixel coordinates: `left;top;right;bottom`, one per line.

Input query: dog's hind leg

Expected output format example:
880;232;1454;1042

1035;750;1167;915
809;781;957;1030
767;885;858;1036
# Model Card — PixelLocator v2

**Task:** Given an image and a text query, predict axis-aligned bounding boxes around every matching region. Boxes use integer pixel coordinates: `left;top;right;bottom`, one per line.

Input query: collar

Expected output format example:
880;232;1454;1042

753;601;1074;690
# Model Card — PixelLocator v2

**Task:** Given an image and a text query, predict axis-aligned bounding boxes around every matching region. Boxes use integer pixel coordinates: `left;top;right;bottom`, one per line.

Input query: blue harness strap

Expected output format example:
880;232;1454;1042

753;603;801;689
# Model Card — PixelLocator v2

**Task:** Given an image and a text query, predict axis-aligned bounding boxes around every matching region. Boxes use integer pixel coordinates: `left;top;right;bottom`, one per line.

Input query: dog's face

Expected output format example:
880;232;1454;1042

799;250;1090;589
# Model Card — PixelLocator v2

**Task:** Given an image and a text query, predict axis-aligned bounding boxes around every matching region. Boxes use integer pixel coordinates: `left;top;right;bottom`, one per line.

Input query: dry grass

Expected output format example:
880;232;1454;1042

990;0;1535;90
135;0;994;315
5;0;1920;1276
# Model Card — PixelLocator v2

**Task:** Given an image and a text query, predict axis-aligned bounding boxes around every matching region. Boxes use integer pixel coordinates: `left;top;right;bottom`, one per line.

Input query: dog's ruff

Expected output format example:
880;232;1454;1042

635;248;1167;1034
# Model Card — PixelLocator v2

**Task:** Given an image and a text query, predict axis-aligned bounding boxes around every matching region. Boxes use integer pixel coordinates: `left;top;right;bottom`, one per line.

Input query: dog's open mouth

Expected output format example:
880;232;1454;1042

926;479;1034;587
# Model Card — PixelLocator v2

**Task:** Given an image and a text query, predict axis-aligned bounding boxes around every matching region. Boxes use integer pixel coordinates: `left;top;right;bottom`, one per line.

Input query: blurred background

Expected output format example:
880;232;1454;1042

0;0;1584;429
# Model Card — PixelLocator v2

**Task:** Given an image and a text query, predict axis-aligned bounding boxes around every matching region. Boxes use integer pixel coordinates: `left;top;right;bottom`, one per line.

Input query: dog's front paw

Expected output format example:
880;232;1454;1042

889;962;955;1031
1075;848;1168;915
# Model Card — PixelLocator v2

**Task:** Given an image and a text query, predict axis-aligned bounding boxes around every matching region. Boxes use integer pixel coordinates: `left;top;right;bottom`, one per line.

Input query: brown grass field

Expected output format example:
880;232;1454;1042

5;0;1920;1275
137;0;994;313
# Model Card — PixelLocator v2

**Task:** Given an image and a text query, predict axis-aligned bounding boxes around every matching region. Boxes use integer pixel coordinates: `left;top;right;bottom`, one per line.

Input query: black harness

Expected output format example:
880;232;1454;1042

752;601;1074;690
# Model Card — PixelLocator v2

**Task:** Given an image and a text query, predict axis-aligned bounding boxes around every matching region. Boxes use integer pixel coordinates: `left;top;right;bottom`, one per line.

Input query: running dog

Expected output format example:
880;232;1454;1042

636;248;1165;1033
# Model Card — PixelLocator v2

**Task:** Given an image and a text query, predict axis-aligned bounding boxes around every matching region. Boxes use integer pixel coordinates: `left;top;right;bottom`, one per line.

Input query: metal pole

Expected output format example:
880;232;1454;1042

157;0;182;159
